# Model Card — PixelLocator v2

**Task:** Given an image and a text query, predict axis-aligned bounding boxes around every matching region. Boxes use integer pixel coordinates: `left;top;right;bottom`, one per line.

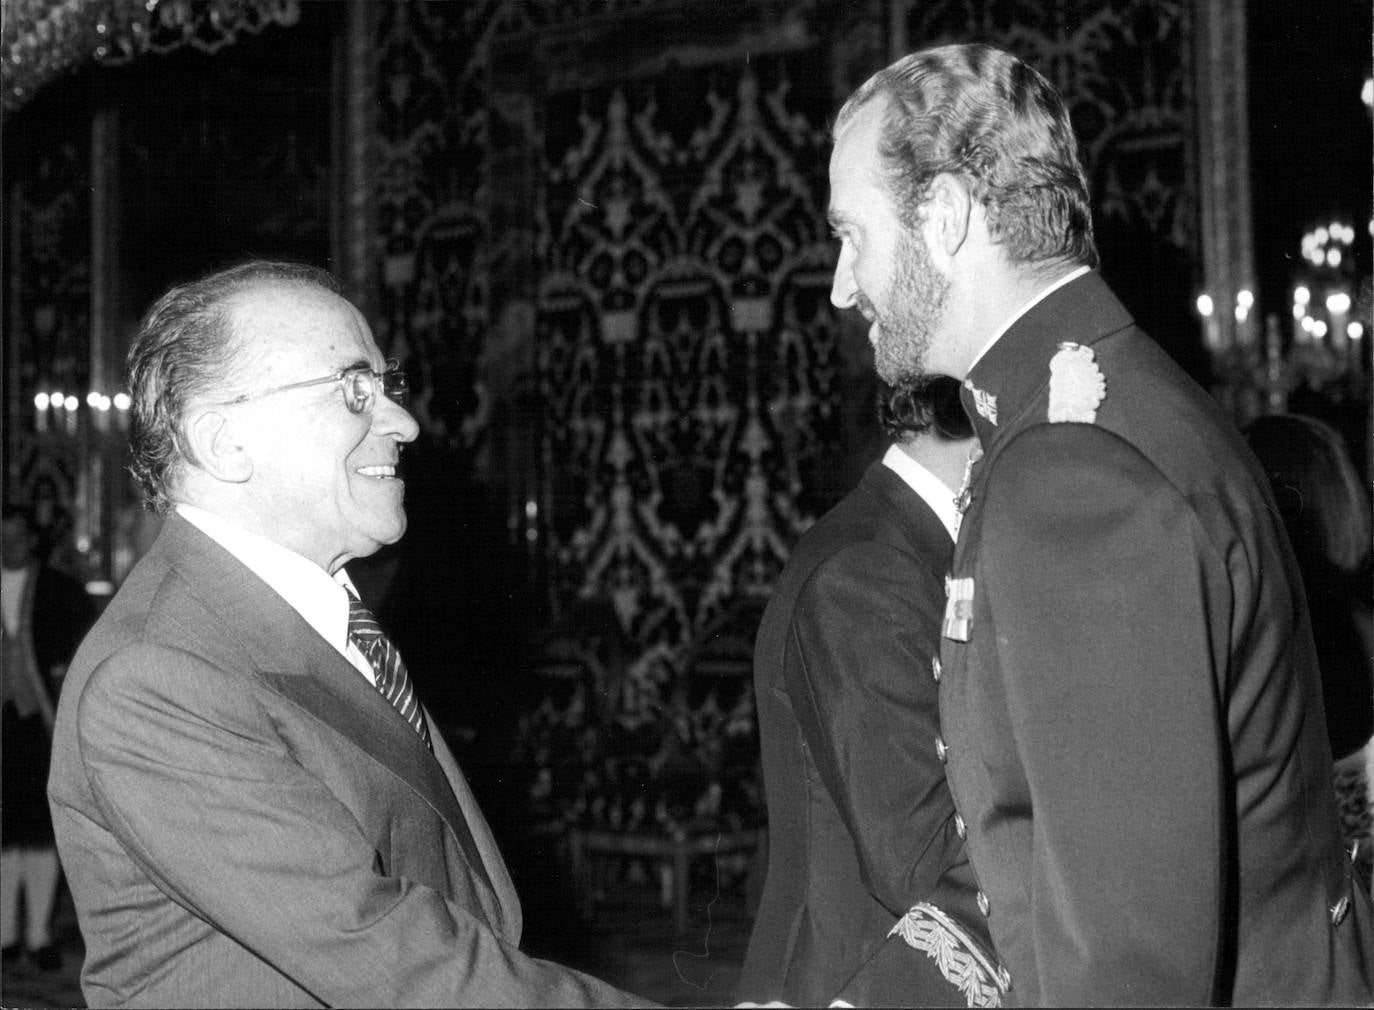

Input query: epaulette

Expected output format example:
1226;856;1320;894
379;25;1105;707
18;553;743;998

1047;341;1105;423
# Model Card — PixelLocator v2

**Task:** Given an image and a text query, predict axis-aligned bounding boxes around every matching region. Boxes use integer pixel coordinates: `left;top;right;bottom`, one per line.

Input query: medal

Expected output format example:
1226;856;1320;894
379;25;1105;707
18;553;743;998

942;576;974;642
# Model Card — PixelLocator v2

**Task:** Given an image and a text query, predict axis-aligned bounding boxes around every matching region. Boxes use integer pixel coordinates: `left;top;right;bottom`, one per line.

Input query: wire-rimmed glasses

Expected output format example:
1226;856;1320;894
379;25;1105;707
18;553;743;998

213;359;408;415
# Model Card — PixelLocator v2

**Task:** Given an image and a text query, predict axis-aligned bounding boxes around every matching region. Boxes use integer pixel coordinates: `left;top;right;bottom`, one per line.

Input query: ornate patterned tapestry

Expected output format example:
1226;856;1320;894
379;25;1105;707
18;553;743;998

527;50;847;830
373;0;503;453
373;0;872;833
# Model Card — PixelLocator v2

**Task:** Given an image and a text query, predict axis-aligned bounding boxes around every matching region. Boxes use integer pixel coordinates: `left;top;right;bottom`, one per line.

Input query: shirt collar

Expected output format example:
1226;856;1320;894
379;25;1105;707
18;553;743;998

881;443;960;542
964;265;1090;375
175;503;356;659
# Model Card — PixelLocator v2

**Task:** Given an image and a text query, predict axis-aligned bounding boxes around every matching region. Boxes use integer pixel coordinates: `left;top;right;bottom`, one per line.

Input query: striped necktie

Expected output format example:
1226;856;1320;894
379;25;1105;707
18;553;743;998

346;591;431;750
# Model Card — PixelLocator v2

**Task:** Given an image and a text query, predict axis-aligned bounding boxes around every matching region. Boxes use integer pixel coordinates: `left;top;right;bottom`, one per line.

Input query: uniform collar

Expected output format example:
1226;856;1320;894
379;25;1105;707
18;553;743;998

964;265;1091;374
959;270;1133;450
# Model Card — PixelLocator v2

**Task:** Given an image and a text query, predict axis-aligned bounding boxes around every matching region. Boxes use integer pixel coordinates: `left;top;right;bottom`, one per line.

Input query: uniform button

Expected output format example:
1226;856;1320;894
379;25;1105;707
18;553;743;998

1330;894;1351;927
935;736;948;763
977;890;990;916
954;813;967;839
931;656;942;682
997;965;1013;991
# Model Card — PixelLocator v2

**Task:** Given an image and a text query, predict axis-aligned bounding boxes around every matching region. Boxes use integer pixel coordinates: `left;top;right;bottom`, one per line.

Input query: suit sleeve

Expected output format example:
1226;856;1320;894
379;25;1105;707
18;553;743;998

980;424;1229;1006
784;538;962;917
75;643;652;1008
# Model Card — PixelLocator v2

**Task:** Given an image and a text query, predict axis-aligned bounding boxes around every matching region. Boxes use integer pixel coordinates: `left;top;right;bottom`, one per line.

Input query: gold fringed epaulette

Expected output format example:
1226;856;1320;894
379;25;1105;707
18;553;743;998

1047;342;1106;423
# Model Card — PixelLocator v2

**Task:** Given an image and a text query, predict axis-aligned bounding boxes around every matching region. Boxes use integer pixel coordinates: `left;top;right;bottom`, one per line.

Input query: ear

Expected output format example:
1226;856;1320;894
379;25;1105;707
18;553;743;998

924;172;973;259
184;409;252;484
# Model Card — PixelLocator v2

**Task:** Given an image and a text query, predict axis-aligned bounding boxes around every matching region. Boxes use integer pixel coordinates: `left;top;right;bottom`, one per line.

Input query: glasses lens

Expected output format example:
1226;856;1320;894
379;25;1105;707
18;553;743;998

381;365;408;407
342;369;373;414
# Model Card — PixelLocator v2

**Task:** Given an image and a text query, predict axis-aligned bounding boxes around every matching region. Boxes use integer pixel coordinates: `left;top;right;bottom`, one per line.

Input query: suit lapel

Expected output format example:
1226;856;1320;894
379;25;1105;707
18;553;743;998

156;515;499;910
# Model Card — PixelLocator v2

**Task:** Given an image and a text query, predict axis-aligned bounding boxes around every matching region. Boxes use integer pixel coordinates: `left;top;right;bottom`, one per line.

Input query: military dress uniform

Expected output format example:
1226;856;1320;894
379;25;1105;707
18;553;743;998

937;270;1373;1006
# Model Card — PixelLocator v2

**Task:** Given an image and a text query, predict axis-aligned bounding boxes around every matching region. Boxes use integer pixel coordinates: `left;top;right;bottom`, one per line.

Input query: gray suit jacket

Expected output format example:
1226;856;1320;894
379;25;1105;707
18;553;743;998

49;513;646;1008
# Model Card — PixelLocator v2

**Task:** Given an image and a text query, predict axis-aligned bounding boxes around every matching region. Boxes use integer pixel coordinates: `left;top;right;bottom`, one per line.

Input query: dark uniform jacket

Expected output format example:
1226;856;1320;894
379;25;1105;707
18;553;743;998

741;461;1005;1007
938;270;1373;1006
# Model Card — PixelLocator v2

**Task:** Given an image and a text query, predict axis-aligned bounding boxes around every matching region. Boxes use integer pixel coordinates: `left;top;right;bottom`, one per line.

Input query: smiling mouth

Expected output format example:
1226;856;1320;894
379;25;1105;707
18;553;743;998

356;464;401;480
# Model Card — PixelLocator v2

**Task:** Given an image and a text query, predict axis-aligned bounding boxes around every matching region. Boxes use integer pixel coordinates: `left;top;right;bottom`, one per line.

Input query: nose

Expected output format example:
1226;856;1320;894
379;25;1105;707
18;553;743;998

373;393;420;444
830;241;857;309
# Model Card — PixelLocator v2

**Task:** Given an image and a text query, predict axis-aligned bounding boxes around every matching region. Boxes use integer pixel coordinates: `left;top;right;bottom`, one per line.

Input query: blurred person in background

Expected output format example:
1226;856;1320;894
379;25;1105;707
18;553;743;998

1246;412;1373;888
2;503;96;970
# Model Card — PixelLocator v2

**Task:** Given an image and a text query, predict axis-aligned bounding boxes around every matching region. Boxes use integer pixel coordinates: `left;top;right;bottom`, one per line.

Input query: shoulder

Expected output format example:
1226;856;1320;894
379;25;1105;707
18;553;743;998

791;535;945;632
797;480;943;588
72;565;259;725
990;329;1271;553
981;422;1211;560
807;466;943;557
81;637;243;708
988;420;1170;503
73;637;272;761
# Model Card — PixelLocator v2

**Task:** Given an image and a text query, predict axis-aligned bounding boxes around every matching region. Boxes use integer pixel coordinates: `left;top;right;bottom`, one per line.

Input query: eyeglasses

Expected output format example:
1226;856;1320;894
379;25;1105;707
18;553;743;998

214;359;408;415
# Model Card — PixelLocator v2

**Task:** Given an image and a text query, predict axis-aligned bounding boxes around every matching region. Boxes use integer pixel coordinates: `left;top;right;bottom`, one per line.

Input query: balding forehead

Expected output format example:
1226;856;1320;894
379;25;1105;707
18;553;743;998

224;279;336;329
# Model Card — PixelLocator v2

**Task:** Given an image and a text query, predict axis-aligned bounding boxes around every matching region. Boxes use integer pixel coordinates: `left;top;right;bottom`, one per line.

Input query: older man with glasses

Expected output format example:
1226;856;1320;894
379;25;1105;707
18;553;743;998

47;261;652;1009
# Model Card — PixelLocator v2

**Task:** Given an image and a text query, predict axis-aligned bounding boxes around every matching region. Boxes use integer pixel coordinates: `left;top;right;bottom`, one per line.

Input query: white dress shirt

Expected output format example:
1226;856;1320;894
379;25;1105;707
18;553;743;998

881;444;961;542
175;504;376;685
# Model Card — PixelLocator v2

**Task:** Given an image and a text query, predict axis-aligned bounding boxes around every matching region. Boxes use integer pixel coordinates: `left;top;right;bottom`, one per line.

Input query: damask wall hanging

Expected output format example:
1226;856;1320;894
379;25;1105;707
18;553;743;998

527;48;851;833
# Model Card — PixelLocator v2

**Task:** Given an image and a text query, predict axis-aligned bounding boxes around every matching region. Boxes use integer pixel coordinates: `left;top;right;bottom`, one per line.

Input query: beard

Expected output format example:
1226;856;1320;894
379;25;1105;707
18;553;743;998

867;228;950;385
